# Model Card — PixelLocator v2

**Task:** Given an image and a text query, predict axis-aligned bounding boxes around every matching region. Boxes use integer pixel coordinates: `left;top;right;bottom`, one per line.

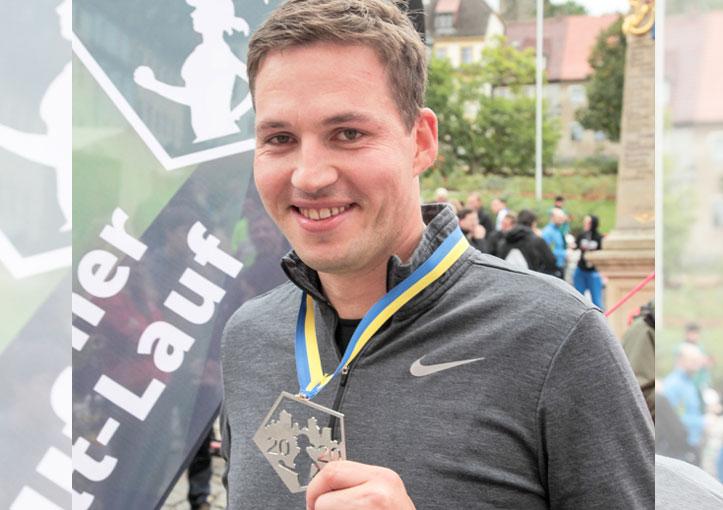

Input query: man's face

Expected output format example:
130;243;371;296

491;199;502;213
459;212;477;232
552;210;566;226
467;194;481;210
500;217;514;232
253;43;437;275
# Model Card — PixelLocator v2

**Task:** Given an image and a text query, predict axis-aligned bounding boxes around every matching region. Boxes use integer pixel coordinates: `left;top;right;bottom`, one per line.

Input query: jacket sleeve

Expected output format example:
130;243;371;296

534;237;558;275
220;403;232;492
537;309;654;509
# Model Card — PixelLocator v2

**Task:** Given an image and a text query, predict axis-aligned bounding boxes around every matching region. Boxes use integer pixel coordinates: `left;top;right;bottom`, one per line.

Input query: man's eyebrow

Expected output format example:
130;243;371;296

322;112;375;126
256;120;290;132
255;113;377;132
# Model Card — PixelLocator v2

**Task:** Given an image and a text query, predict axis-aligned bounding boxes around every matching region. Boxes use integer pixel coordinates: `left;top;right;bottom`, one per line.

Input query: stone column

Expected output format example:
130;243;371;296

587;1;655;338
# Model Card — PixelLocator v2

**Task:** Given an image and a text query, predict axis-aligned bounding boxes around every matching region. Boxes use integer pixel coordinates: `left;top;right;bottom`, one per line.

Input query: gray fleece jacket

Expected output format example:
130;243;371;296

221;204;654;509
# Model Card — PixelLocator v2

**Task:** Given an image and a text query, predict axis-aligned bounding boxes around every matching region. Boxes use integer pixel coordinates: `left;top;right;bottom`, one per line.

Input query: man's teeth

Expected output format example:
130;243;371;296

299;206;348;220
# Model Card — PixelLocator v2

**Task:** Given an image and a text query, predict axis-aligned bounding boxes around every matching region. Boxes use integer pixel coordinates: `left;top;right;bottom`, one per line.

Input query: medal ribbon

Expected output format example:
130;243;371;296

295;227;469;399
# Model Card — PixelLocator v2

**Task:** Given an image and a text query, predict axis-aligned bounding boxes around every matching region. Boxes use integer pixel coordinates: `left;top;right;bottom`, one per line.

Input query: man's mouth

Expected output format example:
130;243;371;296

295;205;350;221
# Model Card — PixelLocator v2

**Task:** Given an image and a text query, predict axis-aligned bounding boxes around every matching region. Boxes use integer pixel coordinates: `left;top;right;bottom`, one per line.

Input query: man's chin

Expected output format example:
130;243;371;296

292;248;357;275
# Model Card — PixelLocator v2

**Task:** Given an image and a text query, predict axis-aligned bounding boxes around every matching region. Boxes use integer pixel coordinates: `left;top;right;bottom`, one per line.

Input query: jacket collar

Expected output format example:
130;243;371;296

281;204;464;306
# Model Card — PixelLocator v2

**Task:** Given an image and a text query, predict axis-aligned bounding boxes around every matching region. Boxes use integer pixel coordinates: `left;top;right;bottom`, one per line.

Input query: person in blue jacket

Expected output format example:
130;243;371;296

541;207;568;279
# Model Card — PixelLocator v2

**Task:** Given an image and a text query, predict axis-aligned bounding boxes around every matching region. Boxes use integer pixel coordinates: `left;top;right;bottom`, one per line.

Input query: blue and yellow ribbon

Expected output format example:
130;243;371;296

295;227;469;399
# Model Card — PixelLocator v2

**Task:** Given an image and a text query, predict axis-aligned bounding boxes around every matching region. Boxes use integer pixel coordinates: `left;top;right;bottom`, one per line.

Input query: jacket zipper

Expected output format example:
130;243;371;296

329;365;351;442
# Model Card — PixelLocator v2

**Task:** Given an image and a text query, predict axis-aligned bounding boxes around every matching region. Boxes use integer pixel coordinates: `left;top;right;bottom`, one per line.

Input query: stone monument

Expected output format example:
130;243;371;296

587;0;655;338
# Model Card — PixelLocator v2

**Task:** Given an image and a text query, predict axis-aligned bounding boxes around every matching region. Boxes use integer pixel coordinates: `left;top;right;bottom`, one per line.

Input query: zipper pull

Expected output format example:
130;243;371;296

340;366;350;386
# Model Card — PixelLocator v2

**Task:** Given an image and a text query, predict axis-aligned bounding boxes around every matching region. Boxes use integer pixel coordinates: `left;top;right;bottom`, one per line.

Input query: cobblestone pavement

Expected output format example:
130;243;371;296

162;456;227;509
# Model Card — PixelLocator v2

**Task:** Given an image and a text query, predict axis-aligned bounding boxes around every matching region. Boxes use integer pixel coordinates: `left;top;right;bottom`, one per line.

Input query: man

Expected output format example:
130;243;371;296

456;207;487;253
678;322;713;393
490;197;509;231
663;343;708;465
220;1;653;508
548;195;570;238
486;211;515;257
541;207;568;279
496;209;557;274
622;301;655;419
465;191;495;234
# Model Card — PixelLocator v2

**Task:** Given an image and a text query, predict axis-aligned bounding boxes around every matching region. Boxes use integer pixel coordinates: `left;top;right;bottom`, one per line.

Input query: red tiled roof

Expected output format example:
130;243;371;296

435;0;461;14
506;14;619;82
666;11;723;124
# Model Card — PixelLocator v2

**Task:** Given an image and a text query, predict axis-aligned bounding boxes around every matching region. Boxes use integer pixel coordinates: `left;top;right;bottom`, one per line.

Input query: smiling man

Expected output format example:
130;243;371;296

220;1;654;509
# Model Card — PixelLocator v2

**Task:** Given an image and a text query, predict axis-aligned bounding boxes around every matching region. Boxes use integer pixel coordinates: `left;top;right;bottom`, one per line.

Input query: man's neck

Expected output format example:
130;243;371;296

318;221;426;319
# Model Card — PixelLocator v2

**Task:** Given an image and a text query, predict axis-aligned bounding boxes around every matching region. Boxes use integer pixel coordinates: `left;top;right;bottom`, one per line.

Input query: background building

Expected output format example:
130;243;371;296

427;0;505;68
665;11;723;265
506;14;620;163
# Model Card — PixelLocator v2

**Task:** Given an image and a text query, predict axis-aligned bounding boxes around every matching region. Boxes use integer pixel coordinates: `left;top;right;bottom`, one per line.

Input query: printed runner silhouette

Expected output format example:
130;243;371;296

133;0;253;143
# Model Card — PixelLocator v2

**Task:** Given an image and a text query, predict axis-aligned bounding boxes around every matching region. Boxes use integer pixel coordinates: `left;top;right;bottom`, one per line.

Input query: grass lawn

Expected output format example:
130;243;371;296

421;170;617;234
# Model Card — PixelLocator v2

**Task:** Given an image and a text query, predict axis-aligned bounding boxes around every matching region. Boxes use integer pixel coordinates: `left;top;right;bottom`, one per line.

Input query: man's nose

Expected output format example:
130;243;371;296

290;140;338;193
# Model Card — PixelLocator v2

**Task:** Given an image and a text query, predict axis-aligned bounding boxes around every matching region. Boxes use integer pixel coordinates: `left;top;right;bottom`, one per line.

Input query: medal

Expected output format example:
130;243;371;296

255;226;469;492
253;392;346;493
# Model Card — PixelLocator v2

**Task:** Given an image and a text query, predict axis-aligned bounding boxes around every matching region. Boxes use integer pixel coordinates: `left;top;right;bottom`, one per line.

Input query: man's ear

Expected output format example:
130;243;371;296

412;108;438;178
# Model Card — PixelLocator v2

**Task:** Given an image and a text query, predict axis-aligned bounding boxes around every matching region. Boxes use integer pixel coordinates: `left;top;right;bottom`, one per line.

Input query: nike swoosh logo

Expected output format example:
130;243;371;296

410;356;485;377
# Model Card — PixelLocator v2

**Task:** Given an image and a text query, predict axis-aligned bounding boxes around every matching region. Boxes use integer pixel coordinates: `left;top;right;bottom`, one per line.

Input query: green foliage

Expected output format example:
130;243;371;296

426;57;464;182
426;37;561;178
544;0;587;17
575;17;626;142
554;155;619;175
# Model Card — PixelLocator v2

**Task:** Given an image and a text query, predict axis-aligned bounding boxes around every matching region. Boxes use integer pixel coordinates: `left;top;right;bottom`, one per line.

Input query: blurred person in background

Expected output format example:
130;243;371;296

622;301;655;419
573;215;604;308
548;195;570;238
490;197;509;231
496;209;557;275
541;208;568;280
465;192;495;235
456;208;487;253
664;343;709;466
486;211;515;257
434;187;448;204
680;322;714;392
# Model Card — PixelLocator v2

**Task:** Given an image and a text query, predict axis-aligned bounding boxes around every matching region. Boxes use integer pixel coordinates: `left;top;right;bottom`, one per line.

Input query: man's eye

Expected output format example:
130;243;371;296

337;129;362;141
268;134;293;145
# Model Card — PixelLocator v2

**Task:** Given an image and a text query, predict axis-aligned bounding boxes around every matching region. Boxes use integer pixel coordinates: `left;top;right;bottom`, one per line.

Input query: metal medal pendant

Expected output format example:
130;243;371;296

253;391;346;493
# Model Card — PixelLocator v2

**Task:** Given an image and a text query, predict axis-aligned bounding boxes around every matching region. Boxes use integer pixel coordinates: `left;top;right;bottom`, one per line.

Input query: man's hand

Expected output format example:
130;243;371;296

306;460;415;510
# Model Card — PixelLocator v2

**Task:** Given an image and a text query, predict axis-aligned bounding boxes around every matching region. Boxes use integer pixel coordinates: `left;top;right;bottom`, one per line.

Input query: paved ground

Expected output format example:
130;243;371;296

162;456;227;510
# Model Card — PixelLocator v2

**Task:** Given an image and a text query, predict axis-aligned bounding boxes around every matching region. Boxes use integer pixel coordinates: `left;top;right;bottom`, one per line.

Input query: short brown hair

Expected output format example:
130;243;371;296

247;0;427;130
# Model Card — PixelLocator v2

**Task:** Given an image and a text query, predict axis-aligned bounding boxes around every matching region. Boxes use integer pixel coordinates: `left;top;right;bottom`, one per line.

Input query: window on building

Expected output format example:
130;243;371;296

570;121;584;142
461;46;473;64
594;130;607;142
435;47;448;60
435;13;454;34
569;84;586;105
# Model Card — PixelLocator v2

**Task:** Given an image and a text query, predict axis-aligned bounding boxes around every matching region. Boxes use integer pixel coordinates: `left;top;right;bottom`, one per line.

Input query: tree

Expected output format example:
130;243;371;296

426;37;560;177
544;0;587;17
575;16;625;142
